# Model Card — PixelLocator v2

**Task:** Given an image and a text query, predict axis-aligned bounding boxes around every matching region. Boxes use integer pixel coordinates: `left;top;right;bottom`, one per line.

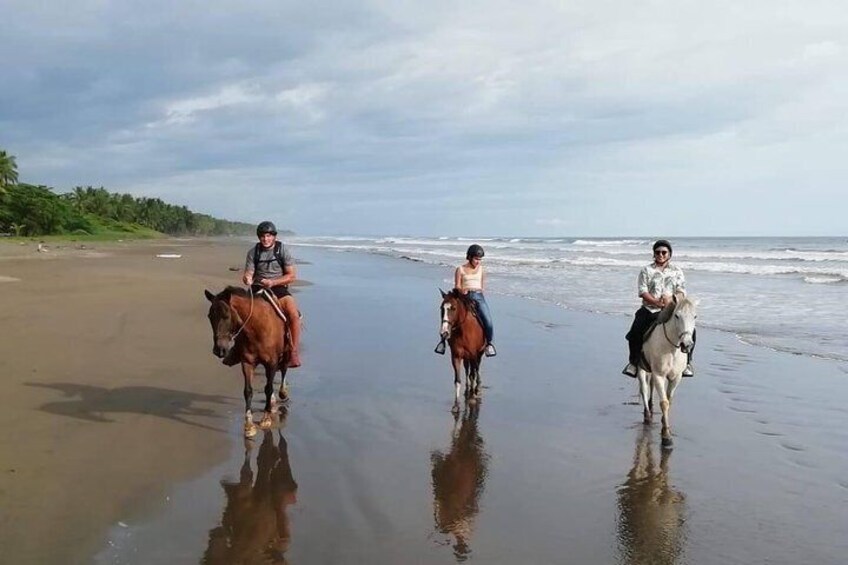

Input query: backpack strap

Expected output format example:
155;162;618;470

252;242;288;280
273;241;286;271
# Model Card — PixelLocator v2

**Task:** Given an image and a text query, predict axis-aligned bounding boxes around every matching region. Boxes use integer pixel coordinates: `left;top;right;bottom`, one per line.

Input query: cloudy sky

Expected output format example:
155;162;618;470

2;1;847;236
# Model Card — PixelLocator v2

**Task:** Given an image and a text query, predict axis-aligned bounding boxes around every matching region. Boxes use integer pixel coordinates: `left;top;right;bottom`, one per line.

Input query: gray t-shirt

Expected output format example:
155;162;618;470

244;243;294;281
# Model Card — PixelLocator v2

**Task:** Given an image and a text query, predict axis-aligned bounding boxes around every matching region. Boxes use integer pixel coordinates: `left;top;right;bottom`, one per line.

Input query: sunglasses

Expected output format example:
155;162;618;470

654;250;669;256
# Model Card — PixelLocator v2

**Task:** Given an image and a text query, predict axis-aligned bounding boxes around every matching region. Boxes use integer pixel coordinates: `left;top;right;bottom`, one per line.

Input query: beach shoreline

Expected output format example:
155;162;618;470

2;243;847;564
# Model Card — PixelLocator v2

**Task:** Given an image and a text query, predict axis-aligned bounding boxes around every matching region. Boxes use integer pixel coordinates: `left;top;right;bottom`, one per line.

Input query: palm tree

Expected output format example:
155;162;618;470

0;150;19;195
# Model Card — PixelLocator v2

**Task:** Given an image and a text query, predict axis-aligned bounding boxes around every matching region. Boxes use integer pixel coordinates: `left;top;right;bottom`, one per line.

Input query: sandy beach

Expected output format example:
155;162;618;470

2;241;847;564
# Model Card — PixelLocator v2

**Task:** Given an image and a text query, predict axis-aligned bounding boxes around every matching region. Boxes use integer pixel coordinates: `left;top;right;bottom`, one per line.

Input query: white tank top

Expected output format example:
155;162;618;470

459;265;483;291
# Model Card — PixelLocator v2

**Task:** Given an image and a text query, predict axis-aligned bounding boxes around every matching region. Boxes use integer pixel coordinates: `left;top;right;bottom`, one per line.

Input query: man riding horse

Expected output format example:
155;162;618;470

241;221;302;368
623;239;695;378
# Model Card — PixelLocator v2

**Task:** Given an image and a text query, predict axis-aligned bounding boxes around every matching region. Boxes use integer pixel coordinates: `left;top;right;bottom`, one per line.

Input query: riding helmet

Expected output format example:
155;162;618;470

652;239;673;255
256;221;277;236
466;244;485;260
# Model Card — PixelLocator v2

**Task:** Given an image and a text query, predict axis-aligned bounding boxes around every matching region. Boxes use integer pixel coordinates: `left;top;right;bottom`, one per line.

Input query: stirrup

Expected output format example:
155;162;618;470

484;343;497;357
434;340;446;355
682;364;694;377
622;363;637;377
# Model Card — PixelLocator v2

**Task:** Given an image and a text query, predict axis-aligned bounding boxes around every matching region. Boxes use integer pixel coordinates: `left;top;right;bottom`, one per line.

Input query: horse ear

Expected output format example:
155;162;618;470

204;289;216;302
439;288;447;298
657;301;675;324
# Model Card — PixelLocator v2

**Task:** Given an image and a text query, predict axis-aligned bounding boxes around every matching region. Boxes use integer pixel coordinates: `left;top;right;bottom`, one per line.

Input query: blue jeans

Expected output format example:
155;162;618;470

467;291;494;344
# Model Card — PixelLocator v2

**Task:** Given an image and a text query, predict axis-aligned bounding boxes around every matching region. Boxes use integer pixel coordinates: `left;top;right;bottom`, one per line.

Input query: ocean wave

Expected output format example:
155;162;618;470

803;276;846;284
571;239;648;246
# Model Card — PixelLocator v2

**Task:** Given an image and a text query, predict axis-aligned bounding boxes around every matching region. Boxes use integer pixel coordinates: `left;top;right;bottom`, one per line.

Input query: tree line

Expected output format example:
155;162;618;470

0;149;258;237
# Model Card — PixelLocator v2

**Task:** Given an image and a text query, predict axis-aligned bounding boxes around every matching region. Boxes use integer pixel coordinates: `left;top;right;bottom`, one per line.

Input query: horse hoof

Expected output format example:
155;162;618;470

259;416;273;430
643;418;652;426
244;424;258;439
661;436;673;448
279;390;290;402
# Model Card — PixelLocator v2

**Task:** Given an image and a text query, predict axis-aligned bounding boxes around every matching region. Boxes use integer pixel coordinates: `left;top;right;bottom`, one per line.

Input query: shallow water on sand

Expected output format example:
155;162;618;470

96;248;848;565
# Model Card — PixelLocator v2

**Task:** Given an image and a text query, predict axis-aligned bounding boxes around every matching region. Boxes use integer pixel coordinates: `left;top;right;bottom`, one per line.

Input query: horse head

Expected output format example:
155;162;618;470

204;288;244;359
661;292;698;353
439;289;470;338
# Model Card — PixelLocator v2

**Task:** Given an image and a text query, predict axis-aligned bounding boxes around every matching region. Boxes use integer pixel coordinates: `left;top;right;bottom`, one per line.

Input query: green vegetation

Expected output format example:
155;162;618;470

0;149;259;239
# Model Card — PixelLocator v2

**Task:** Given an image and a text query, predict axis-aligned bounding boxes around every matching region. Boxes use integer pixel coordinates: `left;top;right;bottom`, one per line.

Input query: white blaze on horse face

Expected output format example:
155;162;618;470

440;302;452;336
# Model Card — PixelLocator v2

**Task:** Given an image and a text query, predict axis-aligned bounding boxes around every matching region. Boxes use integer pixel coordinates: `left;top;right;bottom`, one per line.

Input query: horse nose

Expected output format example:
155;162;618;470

213;345;227;358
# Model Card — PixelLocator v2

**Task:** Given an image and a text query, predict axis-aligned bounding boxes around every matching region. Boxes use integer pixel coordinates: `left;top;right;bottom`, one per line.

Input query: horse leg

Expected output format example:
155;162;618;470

259;364;274;430
452;355;463;407
472;356;482;397
241;362;258;439
278;366;289;403
638;369;652;425
654;375;673;448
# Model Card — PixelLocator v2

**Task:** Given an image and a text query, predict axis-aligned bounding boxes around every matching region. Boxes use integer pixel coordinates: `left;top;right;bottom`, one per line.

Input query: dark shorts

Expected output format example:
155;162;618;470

252;285;291;299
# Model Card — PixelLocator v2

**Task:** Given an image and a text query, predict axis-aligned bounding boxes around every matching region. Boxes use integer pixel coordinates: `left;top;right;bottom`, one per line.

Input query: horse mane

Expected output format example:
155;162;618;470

218;286;251;301
447;289;475;310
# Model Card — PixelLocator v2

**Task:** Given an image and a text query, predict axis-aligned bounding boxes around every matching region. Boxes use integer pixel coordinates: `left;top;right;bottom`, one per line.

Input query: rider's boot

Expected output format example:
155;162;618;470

287;306;302;368
622;363;638;377
484;343;497;357
434;339;446;355
682;363;695;377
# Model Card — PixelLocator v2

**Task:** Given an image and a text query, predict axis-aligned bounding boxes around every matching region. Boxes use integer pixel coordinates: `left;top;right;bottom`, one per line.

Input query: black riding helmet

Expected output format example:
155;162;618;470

652;239;673;256
466;244;485;260
256;221;277;236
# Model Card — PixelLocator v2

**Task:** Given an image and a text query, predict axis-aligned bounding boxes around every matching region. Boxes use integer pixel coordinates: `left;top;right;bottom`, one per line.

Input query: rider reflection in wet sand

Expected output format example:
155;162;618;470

203;409;298;564
616;428;687;565
430;402;489;561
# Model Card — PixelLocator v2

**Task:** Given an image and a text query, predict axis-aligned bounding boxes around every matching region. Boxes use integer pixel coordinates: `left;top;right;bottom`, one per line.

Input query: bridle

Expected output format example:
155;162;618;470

222;287;255;342
660;307;693;353
440;297;467;337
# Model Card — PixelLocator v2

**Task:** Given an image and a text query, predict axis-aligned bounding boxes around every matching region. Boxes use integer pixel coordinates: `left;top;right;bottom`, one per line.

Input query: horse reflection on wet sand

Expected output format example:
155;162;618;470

203;409;297;565
616;428;687;565
431;402;489;562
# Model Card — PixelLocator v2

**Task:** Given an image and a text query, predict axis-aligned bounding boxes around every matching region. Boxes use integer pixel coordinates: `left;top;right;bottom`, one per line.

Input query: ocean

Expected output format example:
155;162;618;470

288;236;848;363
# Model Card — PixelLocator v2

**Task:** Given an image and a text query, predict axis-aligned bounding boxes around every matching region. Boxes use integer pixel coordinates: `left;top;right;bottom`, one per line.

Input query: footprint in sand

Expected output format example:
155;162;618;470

0;276;20;283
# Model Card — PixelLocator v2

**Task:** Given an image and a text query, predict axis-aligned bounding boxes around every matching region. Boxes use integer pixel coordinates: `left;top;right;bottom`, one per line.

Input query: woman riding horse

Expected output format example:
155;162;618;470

435;244;497;357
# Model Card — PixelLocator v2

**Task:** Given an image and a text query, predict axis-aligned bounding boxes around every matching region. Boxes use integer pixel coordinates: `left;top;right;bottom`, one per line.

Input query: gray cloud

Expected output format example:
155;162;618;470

2;0;847;235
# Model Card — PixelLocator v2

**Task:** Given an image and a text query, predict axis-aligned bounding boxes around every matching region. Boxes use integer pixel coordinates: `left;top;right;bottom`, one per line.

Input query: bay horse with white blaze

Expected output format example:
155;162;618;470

205;286;292;438
439;289;486;405
637;292;698;448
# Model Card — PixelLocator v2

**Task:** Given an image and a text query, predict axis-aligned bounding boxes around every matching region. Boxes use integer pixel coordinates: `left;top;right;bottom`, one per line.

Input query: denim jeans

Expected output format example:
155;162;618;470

467;291;494;343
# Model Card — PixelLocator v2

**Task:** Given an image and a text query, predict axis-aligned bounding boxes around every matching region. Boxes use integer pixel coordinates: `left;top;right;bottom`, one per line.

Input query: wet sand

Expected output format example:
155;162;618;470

3;243;848;564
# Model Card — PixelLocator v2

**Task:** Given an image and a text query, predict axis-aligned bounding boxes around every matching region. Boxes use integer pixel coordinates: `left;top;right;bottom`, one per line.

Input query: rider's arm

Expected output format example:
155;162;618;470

481;266;486;292
243;250;254;285
272;263;297;287
640;292;665;308
454;267;464;293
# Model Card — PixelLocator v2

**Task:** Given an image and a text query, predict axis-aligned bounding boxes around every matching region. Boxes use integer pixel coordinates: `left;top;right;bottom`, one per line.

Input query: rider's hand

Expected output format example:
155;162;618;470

259;278;273;288
243;275;253;285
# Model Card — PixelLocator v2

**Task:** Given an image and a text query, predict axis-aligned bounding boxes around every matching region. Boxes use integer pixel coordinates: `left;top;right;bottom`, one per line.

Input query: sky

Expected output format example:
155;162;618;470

1;0;847;237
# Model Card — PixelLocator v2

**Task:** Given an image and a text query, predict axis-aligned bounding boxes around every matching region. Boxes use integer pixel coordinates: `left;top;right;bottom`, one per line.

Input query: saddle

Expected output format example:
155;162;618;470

638;304;675;372
256;287;288;322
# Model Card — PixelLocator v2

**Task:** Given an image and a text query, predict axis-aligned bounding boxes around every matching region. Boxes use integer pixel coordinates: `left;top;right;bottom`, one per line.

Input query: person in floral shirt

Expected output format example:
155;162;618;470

622;239;695;377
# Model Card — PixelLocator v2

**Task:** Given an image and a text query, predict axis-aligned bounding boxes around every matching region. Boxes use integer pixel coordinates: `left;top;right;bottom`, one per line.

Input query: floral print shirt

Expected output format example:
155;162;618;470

638;262;686;312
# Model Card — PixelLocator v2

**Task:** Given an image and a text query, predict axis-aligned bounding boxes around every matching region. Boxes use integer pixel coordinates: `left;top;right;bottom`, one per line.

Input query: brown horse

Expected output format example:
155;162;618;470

431;401;488;561
205;286;292;438
203;410;298;564
439;289;486;404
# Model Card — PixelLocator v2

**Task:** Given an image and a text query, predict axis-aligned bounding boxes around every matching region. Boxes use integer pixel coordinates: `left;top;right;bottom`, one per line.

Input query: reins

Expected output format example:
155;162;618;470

229;286;255;341
660;311;692;351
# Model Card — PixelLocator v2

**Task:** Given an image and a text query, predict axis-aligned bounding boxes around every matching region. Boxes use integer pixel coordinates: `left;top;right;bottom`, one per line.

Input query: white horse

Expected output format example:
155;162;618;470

637;292;697;448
